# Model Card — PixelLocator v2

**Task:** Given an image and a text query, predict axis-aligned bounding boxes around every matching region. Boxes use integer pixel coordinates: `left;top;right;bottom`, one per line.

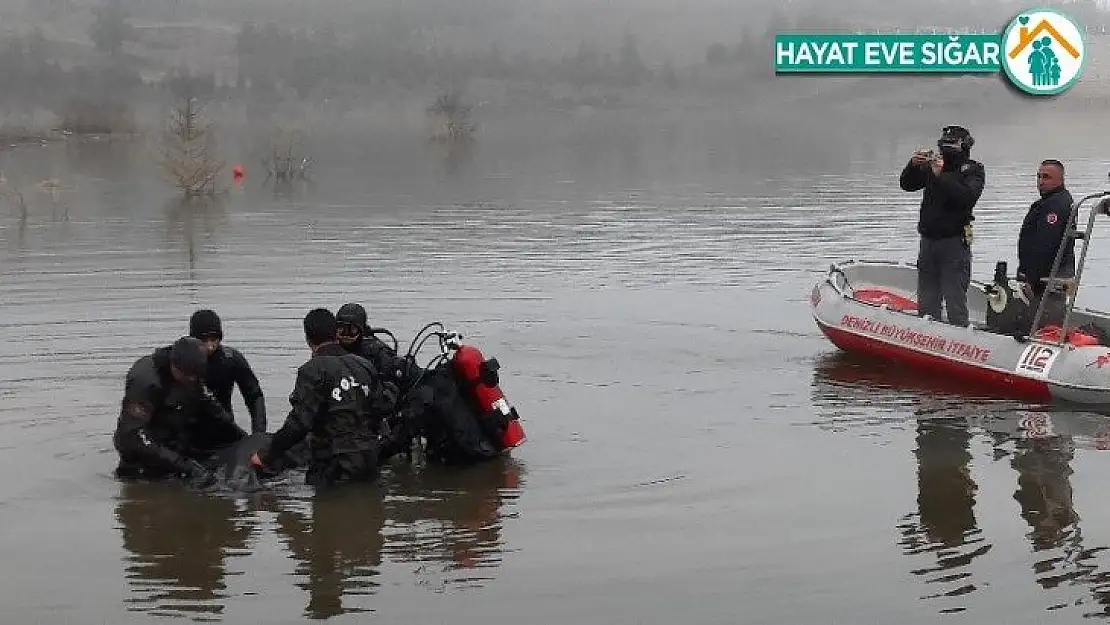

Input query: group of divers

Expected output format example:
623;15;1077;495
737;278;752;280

113;304;522;490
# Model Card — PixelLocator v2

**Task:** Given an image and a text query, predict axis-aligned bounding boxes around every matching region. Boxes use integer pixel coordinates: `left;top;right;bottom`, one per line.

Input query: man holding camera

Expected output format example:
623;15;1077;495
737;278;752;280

899;124;986;327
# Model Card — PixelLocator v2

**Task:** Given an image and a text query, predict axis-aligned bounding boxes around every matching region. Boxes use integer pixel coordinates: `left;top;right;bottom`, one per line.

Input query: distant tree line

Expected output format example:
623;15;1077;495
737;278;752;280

0;29;142;131
233;22;662;96
5;0;1109;137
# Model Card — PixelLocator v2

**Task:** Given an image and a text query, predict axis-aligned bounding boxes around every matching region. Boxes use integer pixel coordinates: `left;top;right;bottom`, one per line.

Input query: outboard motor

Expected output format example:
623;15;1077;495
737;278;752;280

984;260;1032;335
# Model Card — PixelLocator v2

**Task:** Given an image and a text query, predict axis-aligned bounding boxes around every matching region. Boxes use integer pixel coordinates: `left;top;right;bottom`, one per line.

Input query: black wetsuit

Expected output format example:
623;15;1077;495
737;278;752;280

261;343;397;486
113;345;247;481
204;345;267;434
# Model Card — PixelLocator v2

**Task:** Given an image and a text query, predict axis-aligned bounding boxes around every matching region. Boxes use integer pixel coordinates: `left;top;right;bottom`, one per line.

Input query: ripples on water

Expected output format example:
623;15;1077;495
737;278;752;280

4;115;1110;622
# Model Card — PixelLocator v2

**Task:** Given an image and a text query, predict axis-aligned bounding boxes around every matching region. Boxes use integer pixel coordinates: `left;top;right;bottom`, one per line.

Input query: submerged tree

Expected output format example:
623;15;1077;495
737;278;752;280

261;125;312;184
426;87;476;143
157;96;224;197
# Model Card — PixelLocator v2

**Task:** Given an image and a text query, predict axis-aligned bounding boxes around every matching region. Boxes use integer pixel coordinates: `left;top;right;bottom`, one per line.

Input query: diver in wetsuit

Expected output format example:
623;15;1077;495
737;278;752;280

250;308;397;486
335;303;433;461
113;336;247;487
335;303;416;388
189;309;268;434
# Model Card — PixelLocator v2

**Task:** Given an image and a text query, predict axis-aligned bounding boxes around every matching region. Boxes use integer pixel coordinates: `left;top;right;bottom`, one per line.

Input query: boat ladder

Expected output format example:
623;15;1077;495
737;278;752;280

1029;184;1110;346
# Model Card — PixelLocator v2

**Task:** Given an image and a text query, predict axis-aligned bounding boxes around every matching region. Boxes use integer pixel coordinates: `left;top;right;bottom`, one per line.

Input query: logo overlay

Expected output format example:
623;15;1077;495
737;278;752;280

1000;9;1085;95
774;34;1002;73
774;7;1086;95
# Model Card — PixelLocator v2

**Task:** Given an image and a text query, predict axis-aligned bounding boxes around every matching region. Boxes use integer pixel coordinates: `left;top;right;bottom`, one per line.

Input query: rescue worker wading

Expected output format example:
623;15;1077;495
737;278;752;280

250;308;397;487
189;309;268;434
113;336;247;487
1017;159;1075;330
336;302;432;461
899;125;986;327
335;303;416;389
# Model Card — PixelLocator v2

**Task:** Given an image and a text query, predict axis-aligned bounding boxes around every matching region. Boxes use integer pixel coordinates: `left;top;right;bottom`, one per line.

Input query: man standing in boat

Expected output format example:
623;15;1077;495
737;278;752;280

899;125;986;327
1017;159;1074;330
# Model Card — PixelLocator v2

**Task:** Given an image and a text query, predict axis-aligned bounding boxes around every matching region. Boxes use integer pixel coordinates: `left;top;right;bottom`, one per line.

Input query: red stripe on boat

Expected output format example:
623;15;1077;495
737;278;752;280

817;321;1053;402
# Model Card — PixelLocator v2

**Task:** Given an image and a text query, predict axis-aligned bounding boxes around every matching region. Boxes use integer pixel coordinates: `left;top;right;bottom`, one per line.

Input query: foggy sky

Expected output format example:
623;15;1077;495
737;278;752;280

16;0;1104;68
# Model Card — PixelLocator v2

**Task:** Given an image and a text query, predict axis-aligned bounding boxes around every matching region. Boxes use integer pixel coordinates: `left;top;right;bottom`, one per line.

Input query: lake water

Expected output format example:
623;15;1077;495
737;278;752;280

4;97;1110;624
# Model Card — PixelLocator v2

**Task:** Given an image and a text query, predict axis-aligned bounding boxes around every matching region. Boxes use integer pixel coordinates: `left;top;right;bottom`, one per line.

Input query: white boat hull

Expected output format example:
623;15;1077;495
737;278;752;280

811;259;1110;406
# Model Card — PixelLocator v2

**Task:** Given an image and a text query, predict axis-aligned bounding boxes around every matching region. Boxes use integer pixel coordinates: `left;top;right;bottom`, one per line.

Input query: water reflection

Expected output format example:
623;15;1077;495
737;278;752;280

381;457;525;586
427;137;475;177
811;352;1110;617
1009;431;1084;587
809;353;1004;611
114;481;257;621
808;351;1023;435
274;488;386;620
162;195;229;280
272;457;526;618
113;458;525;621
898;417;990;612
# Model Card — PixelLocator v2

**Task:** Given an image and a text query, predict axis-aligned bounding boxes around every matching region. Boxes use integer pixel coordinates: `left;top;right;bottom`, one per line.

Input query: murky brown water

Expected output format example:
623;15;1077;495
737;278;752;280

5;102;1110;623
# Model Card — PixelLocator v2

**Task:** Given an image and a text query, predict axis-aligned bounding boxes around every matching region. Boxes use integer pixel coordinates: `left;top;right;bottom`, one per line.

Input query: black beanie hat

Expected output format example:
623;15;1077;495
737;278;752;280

170;336;208;377
189;309;223;340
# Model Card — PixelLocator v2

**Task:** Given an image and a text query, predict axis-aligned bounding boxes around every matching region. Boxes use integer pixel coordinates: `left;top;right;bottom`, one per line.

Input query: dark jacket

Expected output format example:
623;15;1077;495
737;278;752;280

113;345;247;476
900;157;986;240
263;343;397;479
347;335;418;389
1018;186;1075;294
204;345;267;434
346;335;437;453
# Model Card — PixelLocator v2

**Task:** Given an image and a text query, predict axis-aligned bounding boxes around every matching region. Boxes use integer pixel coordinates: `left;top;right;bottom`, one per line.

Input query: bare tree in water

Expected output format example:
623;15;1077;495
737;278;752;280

427;87;476;143
157;96;225;197
261;126;312;183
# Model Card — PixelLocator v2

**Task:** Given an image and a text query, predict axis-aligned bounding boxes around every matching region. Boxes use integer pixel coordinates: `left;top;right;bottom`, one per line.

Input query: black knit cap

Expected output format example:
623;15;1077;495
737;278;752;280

170;336;208;377
189;309;223;340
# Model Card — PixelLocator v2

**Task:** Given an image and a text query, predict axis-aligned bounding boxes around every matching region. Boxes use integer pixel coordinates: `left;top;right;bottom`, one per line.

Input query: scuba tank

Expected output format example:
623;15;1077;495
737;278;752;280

448;339;527;450
401;325;527;466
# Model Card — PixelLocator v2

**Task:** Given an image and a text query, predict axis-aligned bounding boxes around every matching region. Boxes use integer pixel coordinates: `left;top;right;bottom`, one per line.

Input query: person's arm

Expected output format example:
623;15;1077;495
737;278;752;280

900;160;926;192
230;348;267;433
197;382;248;442
932;161;985;210
261;365;321;464
1017;221;1031;282
114;380;197;475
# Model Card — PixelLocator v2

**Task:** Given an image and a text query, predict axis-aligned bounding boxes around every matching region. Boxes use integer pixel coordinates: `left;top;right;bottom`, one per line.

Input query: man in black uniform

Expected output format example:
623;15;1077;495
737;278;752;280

250;308;397;487
1017;159;1075;329
335;302;432;460
113;336;247;486
899;125;986;327
189;309;268;434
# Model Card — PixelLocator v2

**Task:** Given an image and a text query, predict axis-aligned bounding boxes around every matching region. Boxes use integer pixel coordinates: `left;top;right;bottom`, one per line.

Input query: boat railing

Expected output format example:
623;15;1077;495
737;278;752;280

1029;177;1110;347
